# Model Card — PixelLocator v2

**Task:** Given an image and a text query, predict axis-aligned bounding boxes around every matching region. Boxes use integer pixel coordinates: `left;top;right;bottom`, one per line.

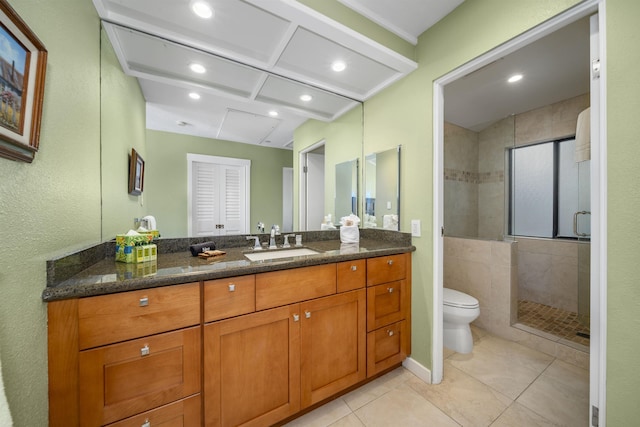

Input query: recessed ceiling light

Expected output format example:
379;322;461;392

300;94;312;102
508;74;523;83
191;1;213;19
268;111;279;117
331;61;346;72
188;92;201;100
190;63;206;74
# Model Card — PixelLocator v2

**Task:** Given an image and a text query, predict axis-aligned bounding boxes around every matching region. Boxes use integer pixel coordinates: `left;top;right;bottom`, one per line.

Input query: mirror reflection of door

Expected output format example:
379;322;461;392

282;167;293;232
187;153;250;237
300;143;325;231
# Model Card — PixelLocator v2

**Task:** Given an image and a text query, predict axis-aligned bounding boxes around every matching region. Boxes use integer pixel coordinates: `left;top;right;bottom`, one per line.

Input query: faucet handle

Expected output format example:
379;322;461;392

283;234;295;248
246;235;261;250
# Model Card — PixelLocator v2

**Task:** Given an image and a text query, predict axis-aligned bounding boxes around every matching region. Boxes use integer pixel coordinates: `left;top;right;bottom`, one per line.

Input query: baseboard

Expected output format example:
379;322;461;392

402;357;431;384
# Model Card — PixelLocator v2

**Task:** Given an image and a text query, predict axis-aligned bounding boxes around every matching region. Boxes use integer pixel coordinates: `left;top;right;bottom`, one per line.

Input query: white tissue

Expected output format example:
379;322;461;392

125;229;142;236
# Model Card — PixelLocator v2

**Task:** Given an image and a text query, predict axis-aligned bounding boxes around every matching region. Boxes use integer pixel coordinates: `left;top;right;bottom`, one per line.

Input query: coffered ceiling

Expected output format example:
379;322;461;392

93;0;430;149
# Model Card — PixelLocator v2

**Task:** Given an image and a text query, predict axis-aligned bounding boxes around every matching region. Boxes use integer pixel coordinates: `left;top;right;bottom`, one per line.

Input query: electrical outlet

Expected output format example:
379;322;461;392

411;219;421;237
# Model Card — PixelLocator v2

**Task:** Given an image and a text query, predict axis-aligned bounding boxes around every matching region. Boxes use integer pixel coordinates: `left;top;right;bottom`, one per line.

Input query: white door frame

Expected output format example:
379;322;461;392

432;1;606;424
298;140;325;231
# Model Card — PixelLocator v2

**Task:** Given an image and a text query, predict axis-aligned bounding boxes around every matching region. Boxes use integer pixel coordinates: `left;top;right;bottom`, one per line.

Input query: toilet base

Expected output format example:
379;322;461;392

443;322;473;354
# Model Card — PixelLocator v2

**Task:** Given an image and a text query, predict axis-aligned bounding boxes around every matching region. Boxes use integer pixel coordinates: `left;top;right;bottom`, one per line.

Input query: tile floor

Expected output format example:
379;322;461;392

518;300;591;347
282;327;589;427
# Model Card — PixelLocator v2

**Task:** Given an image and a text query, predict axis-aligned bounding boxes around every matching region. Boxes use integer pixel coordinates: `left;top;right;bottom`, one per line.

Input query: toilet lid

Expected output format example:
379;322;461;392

443;288;479;308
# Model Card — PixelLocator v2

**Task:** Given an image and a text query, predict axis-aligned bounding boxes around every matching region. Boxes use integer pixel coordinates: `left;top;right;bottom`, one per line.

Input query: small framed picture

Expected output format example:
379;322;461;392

0;0;47;163
128;148;144;195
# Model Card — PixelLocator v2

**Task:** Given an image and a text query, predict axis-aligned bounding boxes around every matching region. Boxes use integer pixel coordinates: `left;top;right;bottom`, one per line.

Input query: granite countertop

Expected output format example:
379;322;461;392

42;230;415;302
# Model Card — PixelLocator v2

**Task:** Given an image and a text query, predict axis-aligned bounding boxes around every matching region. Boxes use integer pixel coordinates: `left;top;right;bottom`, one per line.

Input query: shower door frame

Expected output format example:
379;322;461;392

432;1;607;424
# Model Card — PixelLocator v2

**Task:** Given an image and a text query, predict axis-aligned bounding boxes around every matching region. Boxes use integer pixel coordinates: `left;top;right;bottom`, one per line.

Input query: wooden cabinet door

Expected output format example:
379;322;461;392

367;320;408;377
105;395;201;427
366;280;408;332
204;305;301;427
300;289;366;408
79;327;201;426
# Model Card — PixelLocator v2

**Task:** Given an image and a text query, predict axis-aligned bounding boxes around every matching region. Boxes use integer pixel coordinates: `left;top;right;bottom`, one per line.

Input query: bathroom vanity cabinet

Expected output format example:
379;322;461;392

47;253;411;427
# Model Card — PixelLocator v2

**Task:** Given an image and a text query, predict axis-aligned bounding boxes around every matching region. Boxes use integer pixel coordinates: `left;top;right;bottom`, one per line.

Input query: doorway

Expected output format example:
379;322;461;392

299;141;325;231
433;1;606;424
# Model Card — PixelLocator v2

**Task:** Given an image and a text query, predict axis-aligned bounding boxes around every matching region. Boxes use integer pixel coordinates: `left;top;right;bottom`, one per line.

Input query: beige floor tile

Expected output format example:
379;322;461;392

354;385;459;427
283;398;352;427
449;335;553;399
491;402;559;427
342;367;415;411
328;413;365;427
407;362;511;427
443;346;456;359
517;360;589;427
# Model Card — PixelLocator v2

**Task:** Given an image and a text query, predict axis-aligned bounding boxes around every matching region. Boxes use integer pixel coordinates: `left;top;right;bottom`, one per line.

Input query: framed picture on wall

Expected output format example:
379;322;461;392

0;0;47;163
128;148;144;195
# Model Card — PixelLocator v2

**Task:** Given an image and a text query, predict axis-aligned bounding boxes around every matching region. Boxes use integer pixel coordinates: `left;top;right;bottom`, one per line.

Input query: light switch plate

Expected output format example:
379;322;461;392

411;219;421;237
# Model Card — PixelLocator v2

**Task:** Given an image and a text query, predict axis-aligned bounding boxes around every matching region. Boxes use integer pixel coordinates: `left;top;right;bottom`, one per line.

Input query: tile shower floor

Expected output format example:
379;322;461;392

518;300;591;347
282;327;589;427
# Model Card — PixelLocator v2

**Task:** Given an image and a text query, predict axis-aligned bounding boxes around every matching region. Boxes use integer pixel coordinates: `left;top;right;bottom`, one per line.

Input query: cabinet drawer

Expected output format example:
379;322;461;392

204;275;255;322
366;254;406;286
337;259;366;293
78;282;200;349
367;320;408;377
366;280;408;332
80;327;201;426
256;264;336;310
106;394;201;427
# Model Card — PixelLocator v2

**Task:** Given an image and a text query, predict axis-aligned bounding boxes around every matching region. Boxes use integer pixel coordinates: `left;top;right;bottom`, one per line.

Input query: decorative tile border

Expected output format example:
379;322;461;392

444;168;504;184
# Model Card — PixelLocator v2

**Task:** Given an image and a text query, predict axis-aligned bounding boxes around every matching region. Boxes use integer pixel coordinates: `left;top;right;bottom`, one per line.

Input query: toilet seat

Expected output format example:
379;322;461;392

443;288;479;309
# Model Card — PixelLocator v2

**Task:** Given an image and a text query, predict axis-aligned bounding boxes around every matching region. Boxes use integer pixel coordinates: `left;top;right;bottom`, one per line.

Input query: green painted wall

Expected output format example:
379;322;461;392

144;130;293;238
100;28;147;239
0;0;102;425
604;0;640;424
293;105;363;229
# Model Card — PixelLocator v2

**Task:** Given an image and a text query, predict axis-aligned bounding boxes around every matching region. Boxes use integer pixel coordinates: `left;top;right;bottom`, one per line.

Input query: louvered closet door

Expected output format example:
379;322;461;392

192;161;247;236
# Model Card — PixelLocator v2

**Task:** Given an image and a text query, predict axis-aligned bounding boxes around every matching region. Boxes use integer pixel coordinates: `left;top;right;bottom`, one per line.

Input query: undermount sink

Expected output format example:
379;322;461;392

244;247;320;262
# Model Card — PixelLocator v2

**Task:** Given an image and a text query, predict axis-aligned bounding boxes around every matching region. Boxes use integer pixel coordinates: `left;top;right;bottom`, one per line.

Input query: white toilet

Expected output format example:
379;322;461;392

443;288;480;354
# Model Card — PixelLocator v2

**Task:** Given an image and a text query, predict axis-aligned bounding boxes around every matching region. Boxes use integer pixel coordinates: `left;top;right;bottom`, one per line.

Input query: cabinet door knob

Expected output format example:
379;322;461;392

387;259;394;266
139;297;149;307
387;330;394;337
293;314;300;322
228;284;235;292
350;265;357;271
387;287;394;293
141;419;150;427
141;345;150;356
305;311;311;319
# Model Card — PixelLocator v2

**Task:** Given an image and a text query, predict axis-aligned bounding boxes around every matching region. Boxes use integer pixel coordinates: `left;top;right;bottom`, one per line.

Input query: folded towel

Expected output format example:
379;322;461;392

189;241;216;257
198;250;226;259
575;107;590;162
383;214;399;231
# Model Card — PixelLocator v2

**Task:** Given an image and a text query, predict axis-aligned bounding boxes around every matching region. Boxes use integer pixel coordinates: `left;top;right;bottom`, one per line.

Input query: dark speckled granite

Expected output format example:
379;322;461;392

43;229;414;302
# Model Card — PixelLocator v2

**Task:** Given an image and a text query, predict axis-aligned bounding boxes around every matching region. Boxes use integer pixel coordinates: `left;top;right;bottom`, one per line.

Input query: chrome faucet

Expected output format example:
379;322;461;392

246;235;261;250
282;234;295;248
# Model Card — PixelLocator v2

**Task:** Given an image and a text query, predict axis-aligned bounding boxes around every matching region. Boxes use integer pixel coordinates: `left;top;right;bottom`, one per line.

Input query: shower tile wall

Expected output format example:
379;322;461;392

517;237;579;312
444;237;518;334
444;122;478;237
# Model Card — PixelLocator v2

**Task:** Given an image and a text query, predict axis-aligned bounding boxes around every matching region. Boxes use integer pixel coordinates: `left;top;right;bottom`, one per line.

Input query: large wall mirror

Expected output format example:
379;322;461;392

99;25;364;239
363;146;400;230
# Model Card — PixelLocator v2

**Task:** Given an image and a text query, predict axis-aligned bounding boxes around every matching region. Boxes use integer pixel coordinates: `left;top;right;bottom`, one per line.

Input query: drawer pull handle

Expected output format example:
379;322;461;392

141;345;150;356
388;287;394;293
139;297;149;307
228;284;235;292
305;311;311;319
387;260;394;266
350;265;357;271
142;419;150;427
387;330;394;337
293;314;300;322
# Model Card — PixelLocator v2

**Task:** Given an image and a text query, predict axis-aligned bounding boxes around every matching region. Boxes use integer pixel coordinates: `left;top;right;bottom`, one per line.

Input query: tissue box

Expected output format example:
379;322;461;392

115;234;154;263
